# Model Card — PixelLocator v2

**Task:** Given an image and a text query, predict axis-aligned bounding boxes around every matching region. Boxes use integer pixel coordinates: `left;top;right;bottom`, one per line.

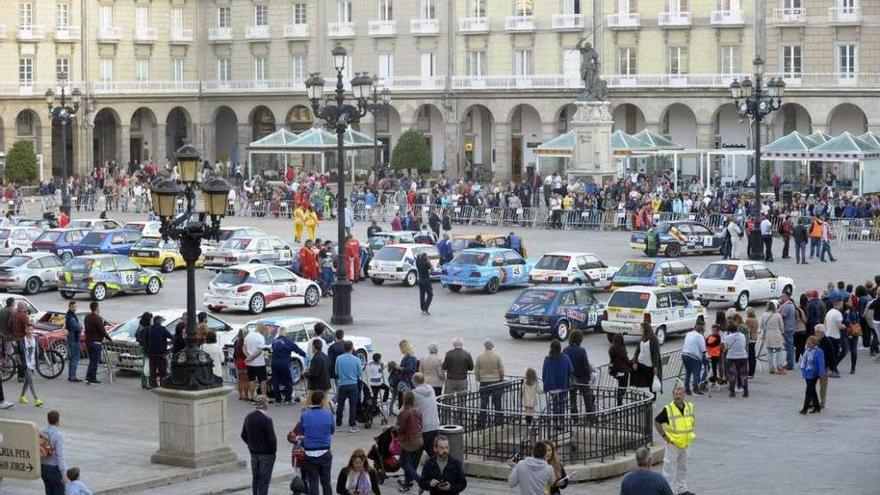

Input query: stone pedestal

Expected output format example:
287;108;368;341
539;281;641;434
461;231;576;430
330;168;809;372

568;101;616;185
151;386;239;469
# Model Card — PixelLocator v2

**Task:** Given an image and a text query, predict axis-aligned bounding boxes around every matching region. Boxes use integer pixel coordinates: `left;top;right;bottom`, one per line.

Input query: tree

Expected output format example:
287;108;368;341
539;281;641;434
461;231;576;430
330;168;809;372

390;129;432;173
5;141;39;184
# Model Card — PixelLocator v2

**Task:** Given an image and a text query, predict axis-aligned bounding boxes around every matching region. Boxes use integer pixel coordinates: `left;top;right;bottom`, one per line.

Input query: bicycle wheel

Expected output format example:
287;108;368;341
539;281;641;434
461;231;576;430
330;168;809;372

0;359;14;382
37;350;65;379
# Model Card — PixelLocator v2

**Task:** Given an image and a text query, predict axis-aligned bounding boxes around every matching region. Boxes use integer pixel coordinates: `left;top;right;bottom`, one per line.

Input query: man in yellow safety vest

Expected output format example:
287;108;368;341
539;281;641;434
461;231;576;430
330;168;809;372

654;383;695;495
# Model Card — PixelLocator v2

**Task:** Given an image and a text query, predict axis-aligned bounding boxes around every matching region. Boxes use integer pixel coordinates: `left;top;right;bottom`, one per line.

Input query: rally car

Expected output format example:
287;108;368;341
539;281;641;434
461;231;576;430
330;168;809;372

450;234;524;255
440;248;531;294
203;236;293;270
601;286;705;345
0;252;65;294
630;221;723;257
203;226;266;247
529;252;617;289
369;244;441;286
66;218;123;230
109;308;239;350
610;258;697;296
237;316;373;383
367;231;417;252
58;254;164;301
505;286;605;341
129;236;205;273
204;264;321;314
74;229;142;256
694;260;795;310
0;226;43;256
123;221;162;237
31;228;90;262
32;310;116;359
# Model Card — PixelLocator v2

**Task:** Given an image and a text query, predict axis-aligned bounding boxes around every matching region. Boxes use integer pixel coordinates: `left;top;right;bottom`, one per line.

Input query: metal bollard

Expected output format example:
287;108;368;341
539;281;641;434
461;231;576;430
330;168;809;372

439;424;464;460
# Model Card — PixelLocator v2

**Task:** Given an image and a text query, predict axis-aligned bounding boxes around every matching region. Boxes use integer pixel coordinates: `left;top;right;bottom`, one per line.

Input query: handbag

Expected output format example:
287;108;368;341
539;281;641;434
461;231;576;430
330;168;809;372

847;323;862;338
651;375;662;393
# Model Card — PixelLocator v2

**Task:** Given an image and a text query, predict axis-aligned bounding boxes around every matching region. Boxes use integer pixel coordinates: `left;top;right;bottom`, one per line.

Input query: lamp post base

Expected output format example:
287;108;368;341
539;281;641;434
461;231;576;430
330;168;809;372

330;280;353;325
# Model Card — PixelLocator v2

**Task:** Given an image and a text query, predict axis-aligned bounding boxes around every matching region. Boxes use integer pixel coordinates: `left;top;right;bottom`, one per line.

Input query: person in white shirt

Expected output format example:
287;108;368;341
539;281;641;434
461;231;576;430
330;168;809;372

726;217;745;260
200;331;225;381
681;325;707;395
244;324;268;397
824;300;845;377
760;214;774;262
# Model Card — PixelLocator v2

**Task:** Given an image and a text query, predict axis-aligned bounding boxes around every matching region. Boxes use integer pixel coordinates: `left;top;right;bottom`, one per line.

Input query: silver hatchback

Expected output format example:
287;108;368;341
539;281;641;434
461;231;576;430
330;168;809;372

0;252;65;294
203;236;293;270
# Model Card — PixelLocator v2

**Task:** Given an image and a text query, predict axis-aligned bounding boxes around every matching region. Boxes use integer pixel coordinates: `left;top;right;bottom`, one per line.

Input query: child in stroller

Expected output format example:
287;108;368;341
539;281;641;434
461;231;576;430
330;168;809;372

356;380;388;429
367;427;403;484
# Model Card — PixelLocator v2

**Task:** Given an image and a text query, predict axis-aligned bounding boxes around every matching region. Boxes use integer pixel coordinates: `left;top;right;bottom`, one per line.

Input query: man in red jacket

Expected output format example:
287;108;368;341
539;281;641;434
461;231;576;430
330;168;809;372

344;235;361;283
299;240;318;280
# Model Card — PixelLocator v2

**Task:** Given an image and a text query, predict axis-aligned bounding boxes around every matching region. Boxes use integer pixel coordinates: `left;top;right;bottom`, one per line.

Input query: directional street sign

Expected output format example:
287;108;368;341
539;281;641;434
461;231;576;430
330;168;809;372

0;419;41;480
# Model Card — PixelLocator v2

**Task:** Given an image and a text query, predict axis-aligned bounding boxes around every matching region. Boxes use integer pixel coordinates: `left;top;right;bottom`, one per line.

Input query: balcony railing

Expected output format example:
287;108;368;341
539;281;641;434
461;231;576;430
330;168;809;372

771;8;806;23
134;26;158;42
92;80;200;95
245;25;270;40
552;13;584;30
710;9;745;26
368;20;397;37
17;25;45;40
505;15;535;31
381;76;445;91
97;26;123;42
203;79;307;93
410;18;439;35
606;13;639;29
459;17;490;33
170;28;194;43
54;25;81;41
208;27;233;41
828;6;861;24
328;21;356;38
283;23;309;38
658;11;692;27
0;81;85;97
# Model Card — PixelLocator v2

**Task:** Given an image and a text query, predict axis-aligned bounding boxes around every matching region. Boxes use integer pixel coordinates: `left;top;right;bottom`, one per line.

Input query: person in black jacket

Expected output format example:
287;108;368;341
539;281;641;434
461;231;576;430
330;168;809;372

563;330;594;413
419;436;467;495
146;315;173;388
65;301;83;382
417;253;434;316
241;395;276;495
308;339;332;408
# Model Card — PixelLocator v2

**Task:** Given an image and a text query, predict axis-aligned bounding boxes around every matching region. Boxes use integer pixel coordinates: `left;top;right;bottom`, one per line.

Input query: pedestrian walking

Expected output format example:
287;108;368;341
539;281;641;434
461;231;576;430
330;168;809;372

814;326;836;408
241;395;277;495
335;341;363;432
843;300;861;374
793;219;808;264
608;334;630;406
416;253;434;315
245;324;269;397
563;330;594;413
412;373;440;459
631;323;663;401
396;391;424;493
507;441;555;495
723;321;749;398
681;324;706;395
146;315;173;388
270;330;307;405
620;447;673;495
799;335;825;414
134;311;152;388
779;292;798;370
12;300;32;380
297;390;335;495
419;344;445;397
19;325;43;406
65;301;83;382
654;384;695;495
335;449;380;495
40;410;67;495
65;467;93;495
779;214;792;259
819;218;836;262
475;338;504;419
441;338;473;394
824;299;845;377
744;307;759;377
419;436;467;495
761;302;786;375
83;302;111;385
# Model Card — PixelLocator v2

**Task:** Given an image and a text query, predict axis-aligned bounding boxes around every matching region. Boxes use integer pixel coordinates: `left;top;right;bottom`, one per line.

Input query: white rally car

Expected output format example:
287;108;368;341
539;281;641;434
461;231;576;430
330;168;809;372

0;226;43;256
203;235;292;270
529;252;618;289
694;260;795;311
204;264;321;314
601;286;705;345
369;244;441;286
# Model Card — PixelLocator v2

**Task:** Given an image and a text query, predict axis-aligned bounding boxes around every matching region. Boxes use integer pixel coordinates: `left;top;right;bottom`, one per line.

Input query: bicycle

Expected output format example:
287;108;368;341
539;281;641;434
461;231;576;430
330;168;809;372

1;348;65;382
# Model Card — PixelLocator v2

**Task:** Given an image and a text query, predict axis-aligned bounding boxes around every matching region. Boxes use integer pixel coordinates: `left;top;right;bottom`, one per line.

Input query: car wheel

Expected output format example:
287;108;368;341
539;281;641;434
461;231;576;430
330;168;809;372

655;326;667;345
304;285;320;307
146;277;162;295
249;293;265;314
698;298;710;308
371;277;385;285
404;271;417;287
554;320;571;341
665;243;681;258
484;278;500;294
51;340;69;360
356;350;369;368
161;258;176;273
61;252;73;263
207;305;222;313
91;283;107;301
606;332;615;343
735;291;750;311
60;290;75;299
289;361;304;385
509;329;525;339
24;277;41;295
783;284;793;296
448;285;462;293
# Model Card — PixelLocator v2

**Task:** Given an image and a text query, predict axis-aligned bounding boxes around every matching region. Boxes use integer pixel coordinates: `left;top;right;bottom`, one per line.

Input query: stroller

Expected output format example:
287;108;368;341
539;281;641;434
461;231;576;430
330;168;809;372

367;427;403;484
356;380;388;429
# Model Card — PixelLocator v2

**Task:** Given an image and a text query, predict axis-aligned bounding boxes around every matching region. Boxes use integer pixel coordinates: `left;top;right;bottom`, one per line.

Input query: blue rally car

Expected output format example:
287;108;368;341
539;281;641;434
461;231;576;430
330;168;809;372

505;286;605;341
630;221;724;257
74;229;142;256
440;248;531;294
31;228;90;262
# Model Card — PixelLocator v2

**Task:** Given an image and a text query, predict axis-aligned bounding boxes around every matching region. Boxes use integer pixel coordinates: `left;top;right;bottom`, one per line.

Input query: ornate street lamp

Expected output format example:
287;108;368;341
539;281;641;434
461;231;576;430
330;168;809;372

306;45;374;325
153;145;231;390
45;79;82;215
367;77;392;170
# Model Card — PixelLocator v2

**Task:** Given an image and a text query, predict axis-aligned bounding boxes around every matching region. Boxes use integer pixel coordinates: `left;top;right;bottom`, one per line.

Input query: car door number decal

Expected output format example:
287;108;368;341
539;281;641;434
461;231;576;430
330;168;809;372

770;279;777;292
287;284;297;296
587;312;597;326
122;272;135;285
511;265;522;278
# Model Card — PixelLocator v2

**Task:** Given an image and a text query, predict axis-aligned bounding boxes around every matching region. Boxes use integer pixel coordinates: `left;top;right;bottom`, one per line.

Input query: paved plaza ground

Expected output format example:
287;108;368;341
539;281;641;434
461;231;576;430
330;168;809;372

2;210;880;494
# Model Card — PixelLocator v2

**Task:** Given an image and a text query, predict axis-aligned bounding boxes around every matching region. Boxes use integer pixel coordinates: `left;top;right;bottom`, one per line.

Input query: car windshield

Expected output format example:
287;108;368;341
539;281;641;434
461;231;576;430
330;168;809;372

535;255;571;271
654;222;671;233
213;269;250;285
111;318;139;339
2;256;32;268
451;252;489;265
65;258;95;273
134;238;162;248
608;291;651;309
81;232;107;245
243;323;280;341
700;264;738;280
0;229;10;240
35;231;63;243
374;247;407;262
222;238;250;250
514;290;557;305
124;223;145;231
67;220;93;229
218;229;242;242
616;261;656;278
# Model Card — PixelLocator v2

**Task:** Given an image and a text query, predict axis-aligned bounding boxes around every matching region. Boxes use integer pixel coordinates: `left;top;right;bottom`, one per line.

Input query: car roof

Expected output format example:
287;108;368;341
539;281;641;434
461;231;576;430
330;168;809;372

73;254;124;260
622;258;665;264
226;263;287;272
452;234;508;240
245;315;325;326
124;221;159;225
377;243;434;250
84;228;138;234
542;252;596;257
459;247;515;254
612;285;678;294
705;260;754;267
521;286;573;293
19;251;56;258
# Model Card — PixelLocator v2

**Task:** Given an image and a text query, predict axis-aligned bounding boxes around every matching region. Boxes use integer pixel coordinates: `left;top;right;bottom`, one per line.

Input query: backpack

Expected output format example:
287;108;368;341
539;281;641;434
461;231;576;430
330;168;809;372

39;432;54;460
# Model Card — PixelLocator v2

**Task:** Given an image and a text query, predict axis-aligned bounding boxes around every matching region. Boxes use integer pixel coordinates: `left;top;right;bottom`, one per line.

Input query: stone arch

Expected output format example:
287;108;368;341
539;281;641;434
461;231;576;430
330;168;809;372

554;103;578;134
375;104;402;167
660;103;698;178
93;107;120;166
771;103;812;139
461;104;495;179
413;104;445;171
286;105;314;133
129;107;158;164
165;107;192;158
214;106;239;164
508;104;542;180
612;103;645;134
250;105;276;142
711;104;750;183
827;103;867;135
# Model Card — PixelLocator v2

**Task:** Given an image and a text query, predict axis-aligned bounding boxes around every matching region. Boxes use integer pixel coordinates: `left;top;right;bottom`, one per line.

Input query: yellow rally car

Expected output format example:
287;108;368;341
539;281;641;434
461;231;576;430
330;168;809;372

129;236;204;273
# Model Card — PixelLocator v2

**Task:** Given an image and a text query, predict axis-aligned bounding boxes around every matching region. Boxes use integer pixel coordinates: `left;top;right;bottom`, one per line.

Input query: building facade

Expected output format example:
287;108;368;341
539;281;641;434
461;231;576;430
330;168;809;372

0;0;876;182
